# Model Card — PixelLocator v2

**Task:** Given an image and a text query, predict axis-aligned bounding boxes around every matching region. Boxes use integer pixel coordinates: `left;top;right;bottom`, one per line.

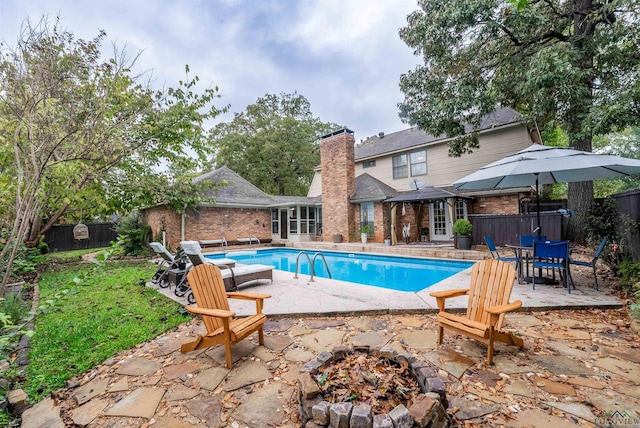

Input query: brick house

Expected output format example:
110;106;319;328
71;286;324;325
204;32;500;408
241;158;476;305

144;107;536;247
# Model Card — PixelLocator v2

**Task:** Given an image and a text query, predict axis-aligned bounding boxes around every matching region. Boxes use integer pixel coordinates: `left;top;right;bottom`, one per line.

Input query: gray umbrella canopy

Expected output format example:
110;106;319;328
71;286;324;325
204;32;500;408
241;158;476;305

453;144;640;238
453;144;640;190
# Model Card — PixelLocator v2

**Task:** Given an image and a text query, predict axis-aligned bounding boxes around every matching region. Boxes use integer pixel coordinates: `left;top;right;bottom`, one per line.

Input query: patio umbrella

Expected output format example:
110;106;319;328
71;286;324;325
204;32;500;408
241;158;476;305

453;144;640;237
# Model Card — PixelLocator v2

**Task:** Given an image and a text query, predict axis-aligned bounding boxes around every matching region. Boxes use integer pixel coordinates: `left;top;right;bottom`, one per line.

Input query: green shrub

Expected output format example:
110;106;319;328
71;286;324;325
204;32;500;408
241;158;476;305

453;219;472;236
114;211;152;256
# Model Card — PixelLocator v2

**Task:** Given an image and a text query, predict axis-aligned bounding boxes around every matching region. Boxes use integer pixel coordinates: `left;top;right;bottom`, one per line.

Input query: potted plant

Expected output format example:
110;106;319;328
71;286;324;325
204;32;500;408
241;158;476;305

453;218;473;250
360;224;373;244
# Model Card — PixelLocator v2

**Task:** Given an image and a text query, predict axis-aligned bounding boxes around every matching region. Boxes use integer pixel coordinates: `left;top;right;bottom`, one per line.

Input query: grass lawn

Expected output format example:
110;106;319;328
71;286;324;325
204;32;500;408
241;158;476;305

26;259;190;401
44;247;111;264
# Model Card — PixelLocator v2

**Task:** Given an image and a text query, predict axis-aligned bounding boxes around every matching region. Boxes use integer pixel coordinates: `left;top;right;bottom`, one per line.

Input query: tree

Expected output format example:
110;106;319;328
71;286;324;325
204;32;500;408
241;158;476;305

210;92;337;196
0;17;226;292
398;0;640;240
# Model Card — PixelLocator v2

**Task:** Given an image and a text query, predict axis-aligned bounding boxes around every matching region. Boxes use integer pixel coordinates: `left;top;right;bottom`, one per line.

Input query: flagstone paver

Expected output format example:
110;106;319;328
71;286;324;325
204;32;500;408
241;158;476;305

70;398;109;426
503;379;536;398
163;361;201;380
423;349;475;379
565;376;606;389
492;356;538;374
300;329;345;353
529;355;594;376
593;357;640;383
505;314;544;327
545;339;591;359
395;315;427;328
74;378;109;405
264;318;295;332
448;396;498;420
504;408;583;428
396;329;439;349
348;331;391;348
253;345;276;362
531;375;577;396
263;334;295;352
195;366;230;391
347;317;389;331
542;401;596;423
107;377;129;392
283;347;315;362
104;387;166;418
115;358;161;376
20;397;65;428
183;395;223;427
154;416;196;428
165;383;201;401
222;360;272;391
232;382;294;428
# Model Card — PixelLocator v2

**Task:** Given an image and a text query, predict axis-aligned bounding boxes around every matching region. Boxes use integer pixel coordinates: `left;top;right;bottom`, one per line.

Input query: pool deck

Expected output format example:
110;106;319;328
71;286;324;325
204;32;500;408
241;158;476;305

152;241;624;316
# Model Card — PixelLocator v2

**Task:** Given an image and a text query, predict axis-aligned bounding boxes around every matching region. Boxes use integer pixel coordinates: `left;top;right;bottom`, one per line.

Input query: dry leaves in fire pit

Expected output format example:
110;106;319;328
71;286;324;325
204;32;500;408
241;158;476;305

314;351;421;414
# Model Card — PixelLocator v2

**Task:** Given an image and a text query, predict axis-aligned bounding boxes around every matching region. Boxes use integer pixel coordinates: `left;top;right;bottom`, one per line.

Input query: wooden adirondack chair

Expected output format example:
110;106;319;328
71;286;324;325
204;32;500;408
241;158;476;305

181;264;271;368
429;259;523;365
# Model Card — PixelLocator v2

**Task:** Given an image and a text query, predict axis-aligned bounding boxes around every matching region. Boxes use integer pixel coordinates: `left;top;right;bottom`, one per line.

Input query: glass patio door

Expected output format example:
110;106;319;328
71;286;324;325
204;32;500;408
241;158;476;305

429;201;450;241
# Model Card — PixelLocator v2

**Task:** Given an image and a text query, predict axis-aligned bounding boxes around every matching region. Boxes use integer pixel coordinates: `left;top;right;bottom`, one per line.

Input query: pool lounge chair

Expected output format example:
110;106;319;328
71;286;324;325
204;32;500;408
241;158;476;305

149;242;191;286
429;259;523;365
180;240;273;292
180;240;237;269
181;264;271;368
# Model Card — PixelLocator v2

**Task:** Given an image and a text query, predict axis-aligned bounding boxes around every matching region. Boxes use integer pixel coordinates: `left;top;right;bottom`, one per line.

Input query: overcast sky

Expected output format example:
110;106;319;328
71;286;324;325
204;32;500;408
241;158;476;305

1;0;422;142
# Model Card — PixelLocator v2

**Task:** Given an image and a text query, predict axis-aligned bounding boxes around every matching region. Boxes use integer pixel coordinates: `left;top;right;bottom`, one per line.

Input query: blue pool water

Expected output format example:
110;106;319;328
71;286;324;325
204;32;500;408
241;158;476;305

205;249;473;292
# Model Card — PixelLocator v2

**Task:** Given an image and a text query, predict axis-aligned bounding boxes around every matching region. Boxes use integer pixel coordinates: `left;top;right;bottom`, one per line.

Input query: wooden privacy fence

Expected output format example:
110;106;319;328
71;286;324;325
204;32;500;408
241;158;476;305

44;222;118;252
611;189;640;261
469;212;563;247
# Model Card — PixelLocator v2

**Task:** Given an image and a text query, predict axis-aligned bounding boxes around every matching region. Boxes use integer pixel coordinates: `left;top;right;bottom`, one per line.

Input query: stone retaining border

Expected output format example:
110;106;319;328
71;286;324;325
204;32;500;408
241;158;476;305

297;345;450;428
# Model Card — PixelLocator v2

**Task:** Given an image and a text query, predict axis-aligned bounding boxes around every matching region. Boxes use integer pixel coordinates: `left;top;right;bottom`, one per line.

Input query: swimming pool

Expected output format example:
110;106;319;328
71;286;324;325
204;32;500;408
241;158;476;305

205;249;473;292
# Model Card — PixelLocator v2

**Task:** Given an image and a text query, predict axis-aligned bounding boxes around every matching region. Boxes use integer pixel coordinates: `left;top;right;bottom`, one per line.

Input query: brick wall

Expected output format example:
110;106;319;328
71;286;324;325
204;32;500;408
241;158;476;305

472;194;522;215
143;207;182;249
143;205;271;249
320;131;356;242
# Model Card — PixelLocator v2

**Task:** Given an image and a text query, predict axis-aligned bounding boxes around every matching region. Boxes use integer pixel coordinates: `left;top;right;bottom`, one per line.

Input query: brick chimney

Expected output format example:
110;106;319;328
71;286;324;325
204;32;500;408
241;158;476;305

320;128;356;242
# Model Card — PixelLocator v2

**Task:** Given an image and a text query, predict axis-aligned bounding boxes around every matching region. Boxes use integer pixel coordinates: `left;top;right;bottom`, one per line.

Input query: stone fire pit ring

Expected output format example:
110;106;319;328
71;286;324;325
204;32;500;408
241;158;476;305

297;345;450;428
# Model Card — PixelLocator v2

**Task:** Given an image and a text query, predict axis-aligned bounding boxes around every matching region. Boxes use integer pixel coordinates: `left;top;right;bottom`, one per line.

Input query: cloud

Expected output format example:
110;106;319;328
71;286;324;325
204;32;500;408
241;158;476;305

0;0;421;140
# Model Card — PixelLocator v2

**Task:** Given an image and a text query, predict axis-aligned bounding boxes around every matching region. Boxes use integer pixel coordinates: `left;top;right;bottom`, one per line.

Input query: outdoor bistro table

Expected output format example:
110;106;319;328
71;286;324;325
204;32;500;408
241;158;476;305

506;243;563;285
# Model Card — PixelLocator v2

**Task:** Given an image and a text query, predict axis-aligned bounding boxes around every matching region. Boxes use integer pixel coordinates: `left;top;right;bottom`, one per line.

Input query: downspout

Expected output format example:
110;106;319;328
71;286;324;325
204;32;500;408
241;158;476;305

181;204;187;242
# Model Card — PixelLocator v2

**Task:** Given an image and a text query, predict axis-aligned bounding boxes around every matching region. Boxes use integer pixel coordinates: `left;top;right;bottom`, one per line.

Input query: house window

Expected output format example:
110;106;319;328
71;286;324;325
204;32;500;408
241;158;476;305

360;202;374;236
392;154;408;179
289;207;298;233
271;209;278;234
410;150;427;176
455;200;467;220
362;160;376;168
300;206;308;234
308;207;316;235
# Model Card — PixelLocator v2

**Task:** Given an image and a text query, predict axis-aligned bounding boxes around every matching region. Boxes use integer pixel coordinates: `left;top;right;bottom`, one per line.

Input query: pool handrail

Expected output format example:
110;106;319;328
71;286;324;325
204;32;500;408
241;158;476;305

311;252;332;280
293;251;313;281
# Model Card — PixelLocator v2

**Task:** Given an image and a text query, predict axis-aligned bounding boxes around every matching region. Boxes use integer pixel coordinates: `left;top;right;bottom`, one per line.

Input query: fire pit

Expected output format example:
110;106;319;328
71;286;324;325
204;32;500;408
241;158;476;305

297;345;450;427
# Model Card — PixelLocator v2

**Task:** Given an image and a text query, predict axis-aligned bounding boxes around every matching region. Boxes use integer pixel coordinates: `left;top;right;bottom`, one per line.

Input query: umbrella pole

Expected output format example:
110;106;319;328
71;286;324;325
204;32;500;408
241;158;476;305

535;174;541;240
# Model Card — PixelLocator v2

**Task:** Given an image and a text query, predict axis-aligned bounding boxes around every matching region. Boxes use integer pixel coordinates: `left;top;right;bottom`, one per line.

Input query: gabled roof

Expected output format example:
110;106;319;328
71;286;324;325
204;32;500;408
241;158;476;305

350;173;399;203
194;166;274;207
354;107;523;160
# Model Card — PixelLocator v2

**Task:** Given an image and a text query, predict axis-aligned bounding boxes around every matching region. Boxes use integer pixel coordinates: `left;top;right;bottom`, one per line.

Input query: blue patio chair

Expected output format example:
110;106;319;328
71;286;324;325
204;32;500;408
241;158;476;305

519;235;546;280
485;236;520;266
484;236;522;282
569;238;607;291
533;240;571;292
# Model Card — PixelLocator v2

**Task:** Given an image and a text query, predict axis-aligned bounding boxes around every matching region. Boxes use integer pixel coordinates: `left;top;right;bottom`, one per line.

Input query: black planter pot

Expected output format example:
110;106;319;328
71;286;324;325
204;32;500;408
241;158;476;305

457;235;473;250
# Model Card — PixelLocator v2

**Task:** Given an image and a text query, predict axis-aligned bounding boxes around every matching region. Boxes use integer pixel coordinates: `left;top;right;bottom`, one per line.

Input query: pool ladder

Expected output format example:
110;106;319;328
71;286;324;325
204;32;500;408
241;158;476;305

293;251;332;282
